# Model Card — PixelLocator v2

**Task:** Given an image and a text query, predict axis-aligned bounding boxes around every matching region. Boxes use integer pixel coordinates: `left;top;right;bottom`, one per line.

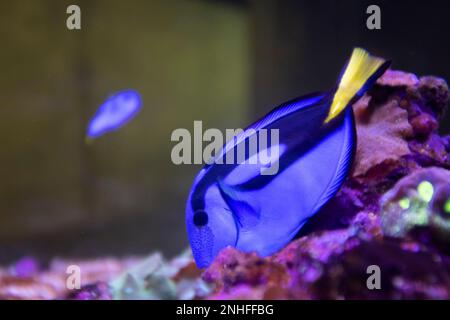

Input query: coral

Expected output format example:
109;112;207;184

310;238;450;299
352;92;413;177
200;69;450;300
109;250;211;300
0;257;135;300
380;167;450;238
202;247;290;299
0;251;211;300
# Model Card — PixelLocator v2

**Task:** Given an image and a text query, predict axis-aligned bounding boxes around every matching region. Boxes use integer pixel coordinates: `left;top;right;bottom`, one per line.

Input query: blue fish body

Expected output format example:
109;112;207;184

87;89;142;138
186;49;390;268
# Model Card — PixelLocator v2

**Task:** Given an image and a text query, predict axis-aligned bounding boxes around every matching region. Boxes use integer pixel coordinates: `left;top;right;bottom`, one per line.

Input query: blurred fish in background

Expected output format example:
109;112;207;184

87;90;142;139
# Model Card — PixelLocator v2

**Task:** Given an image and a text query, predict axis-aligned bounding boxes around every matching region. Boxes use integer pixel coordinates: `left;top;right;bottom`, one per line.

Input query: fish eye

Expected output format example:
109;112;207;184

193;210;209;227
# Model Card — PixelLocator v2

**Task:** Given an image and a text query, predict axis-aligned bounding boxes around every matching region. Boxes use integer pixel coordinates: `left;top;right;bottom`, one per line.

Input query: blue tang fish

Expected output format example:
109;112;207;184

186;48;390;268
87;89;142;139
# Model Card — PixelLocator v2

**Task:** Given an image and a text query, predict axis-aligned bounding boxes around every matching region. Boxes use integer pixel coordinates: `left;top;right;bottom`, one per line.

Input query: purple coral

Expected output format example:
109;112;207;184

201;70;450;300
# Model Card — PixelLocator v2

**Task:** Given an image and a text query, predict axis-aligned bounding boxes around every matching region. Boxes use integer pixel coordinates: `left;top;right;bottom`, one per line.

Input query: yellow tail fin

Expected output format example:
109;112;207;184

324;48;386;123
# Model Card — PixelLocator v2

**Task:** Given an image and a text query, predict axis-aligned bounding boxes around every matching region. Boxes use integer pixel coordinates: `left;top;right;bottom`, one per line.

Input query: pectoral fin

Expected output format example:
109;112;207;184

217;180;260;229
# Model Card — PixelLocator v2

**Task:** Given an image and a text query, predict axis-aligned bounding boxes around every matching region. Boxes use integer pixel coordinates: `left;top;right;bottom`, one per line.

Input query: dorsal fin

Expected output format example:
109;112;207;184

210;93;324;165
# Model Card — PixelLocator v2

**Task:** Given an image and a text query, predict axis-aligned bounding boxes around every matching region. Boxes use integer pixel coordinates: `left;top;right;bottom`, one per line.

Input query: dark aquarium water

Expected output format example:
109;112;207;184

0;0;450;301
